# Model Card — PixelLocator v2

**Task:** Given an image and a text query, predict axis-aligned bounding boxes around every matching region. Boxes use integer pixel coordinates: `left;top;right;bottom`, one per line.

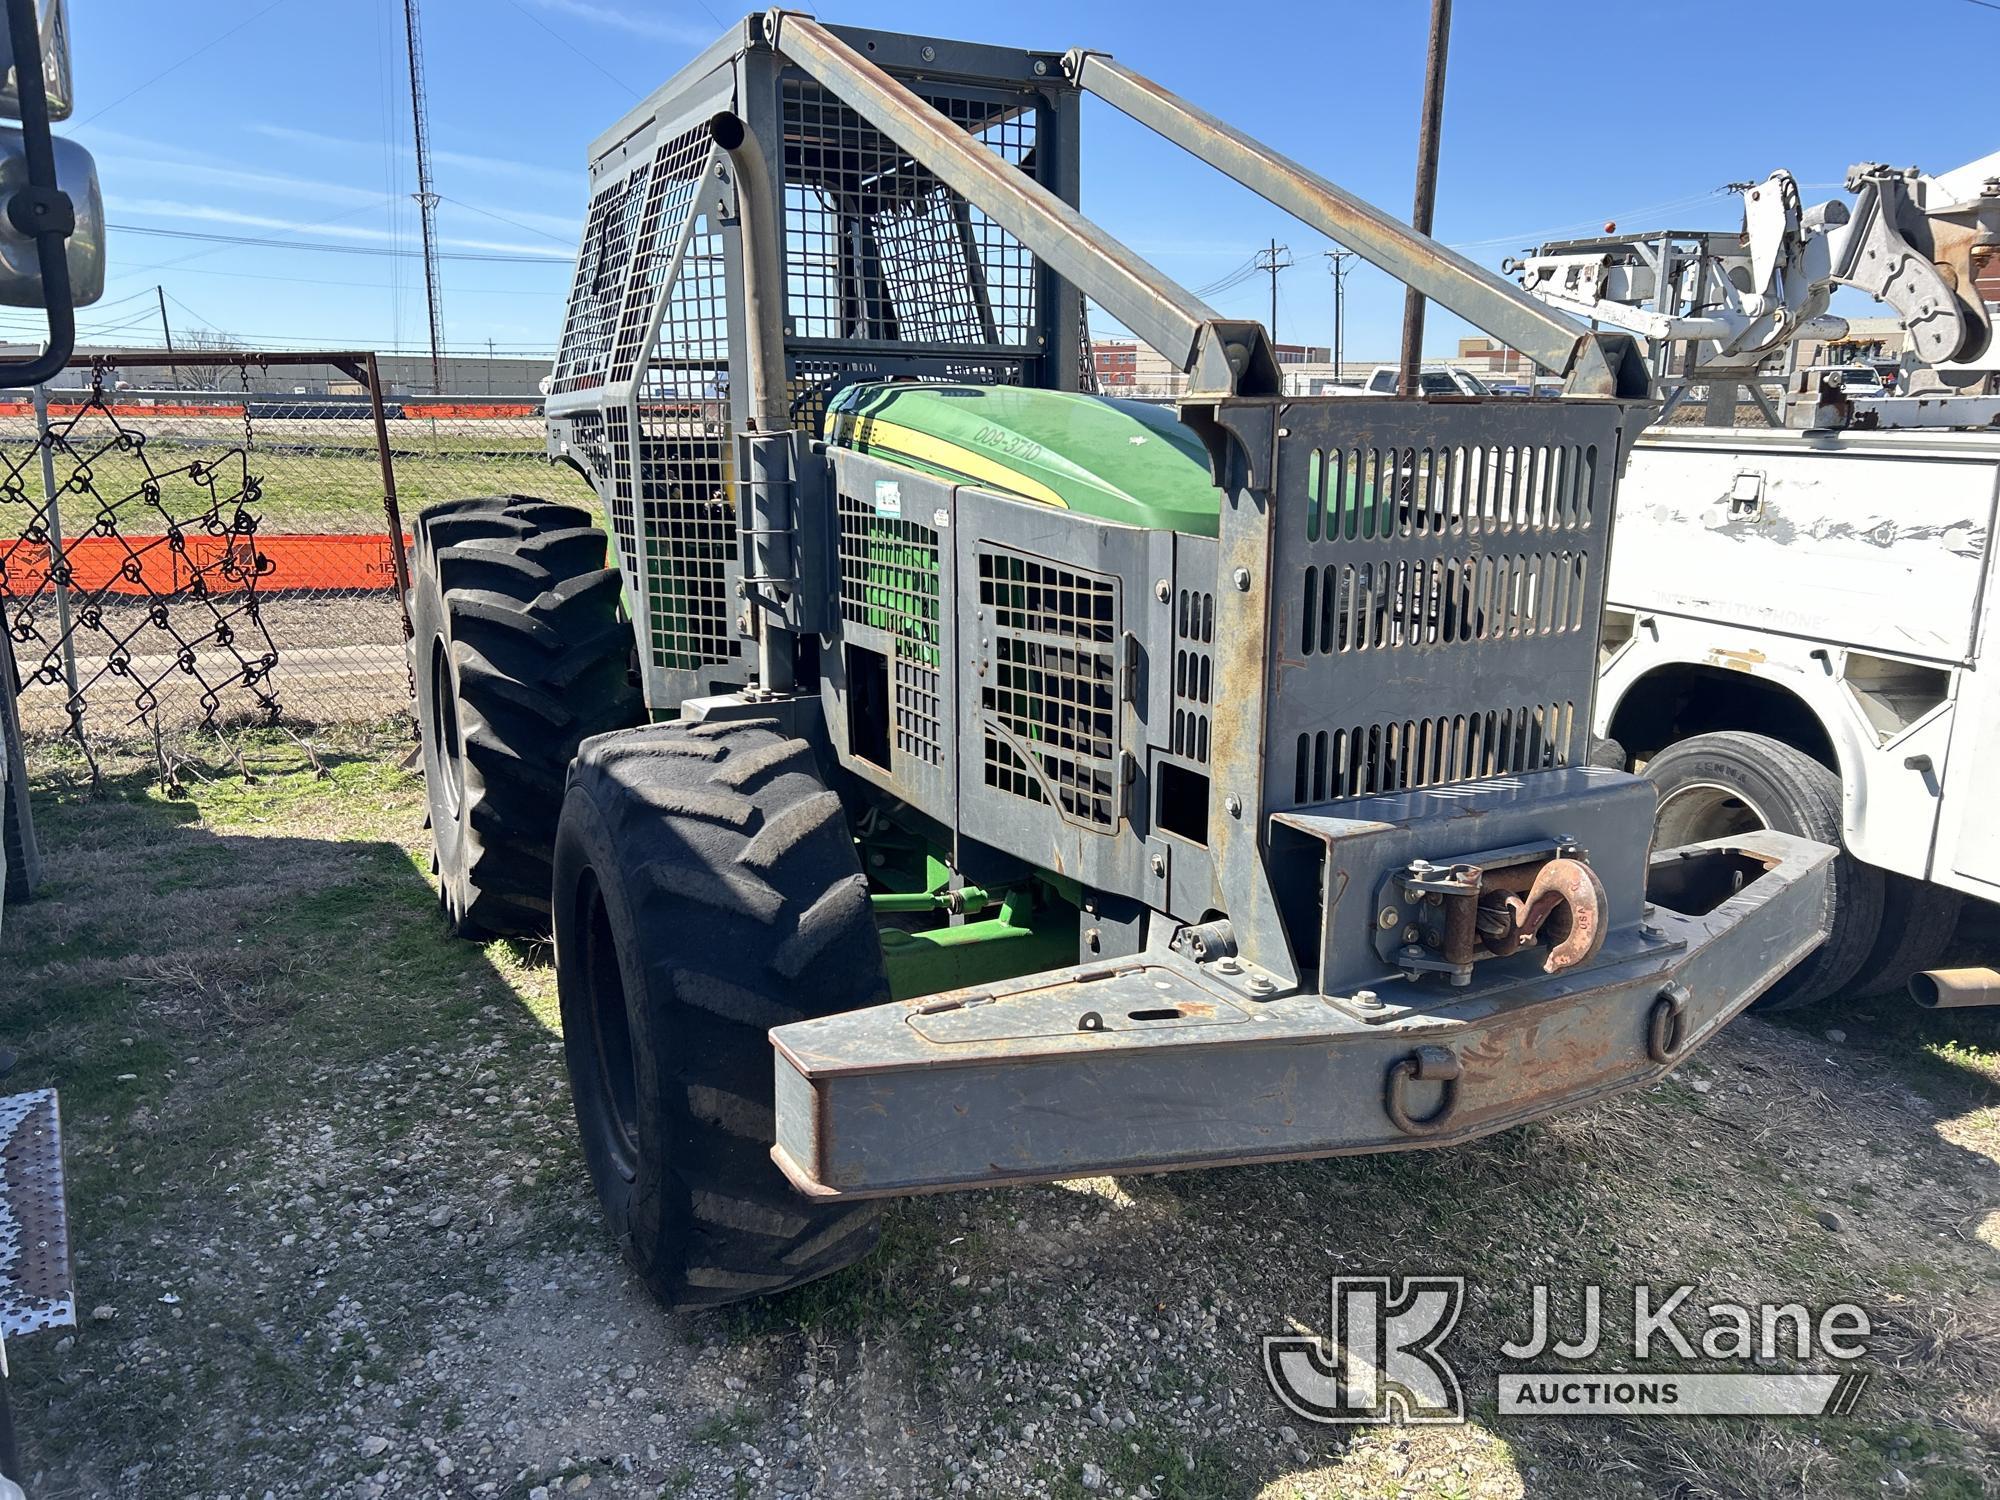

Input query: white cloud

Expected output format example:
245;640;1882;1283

521;0;713;45
119;199;573;260
434;199;582;244
109;156;385;209
251;122;578;194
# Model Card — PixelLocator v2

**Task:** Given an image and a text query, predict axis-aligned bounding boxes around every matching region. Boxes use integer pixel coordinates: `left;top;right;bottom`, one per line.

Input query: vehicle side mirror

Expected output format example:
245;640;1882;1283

0;0;92;386
0;125;98;306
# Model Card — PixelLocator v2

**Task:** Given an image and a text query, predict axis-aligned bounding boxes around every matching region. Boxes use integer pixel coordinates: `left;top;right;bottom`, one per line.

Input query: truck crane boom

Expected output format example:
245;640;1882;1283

1508;154;2000;425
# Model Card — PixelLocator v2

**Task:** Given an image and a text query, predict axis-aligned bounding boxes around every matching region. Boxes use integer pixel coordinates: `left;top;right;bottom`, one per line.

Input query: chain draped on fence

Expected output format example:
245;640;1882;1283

0;352;593;745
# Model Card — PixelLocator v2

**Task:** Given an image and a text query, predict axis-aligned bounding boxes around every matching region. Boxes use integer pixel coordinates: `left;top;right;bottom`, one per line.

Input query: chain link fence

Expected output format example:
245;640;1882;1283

0;351;592;749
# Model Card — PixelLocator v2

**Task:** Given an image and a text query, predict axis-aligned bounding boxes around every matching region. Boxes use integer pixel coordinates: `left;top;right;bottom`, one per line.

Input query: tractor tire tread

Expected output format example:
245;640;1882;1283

556;720;884;1307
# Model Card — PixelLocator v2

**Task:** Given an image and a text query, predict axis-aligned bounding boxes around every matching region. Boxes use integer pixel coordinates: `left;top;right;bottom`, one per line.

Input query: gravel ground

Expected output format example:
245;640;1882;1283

3;733;1996;1499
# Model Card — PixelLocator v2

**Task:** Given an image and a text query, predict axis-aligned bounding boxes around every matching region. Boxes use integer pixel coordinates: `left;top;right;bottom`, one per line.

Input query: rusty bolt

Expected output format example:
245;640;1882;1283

1232;567;1251;591
1155;578;1171;602
1224;795;1243;818
1377;906;1401;930
1150;852;1166;878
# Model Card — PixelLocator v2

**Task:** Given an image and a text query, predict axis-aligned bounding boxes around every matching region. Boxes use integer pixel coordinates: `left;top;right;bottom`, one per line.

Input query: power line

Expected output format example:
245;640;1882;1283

1193;254;1258;298
163;290;226;333
74;284;166;313
498;0;644;97
0;327;563;355
438;194;575;246
1322;249;1355;378
77;0;290;127
104;260;567;296
1254;240;1292;342
106;223;572;265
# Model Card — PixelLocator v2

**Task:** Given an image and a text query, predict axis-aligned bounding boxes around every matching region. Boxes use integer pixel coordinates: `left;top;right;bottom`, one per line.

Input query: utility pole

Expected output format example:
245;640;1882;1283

1398;0;1451;397
1322;250;1354;380
155;284;180;390
1254;239;1292;346
402;0;446;397
486;337;494;396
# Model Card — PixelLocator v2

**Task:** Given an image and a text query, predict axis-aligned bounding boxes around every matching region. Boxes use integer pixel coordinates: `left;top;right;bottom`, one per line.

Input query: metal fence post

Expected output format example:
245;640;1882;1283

364;353;413;633
30;383;80;710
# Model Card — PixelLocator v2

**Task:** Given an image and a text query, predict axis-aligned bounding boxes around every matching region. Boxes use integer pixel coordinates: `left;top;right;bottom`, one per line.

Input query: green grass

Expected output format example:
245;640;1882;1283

3;730;581;1490
20;422;600;534
6;732;2000;1498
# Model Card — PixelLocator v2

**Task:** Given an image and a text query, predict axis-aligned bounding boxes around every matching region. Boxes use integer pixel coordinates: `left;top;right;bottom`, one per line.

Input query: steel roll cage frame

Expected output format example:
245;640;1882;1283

761;10;1648;411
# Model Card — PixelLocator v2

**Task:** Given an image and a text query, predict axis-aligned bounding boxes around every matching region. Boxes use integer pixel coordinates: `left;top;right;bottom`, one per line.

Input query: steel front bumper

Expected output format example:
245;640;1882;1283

769;831;1831;1201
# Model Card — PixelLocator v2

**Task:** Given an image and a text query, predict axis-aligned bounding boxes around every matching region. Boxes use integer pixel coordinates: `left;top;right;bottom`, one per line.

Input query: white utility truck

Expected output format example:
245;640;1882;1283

1517;153;2000;1007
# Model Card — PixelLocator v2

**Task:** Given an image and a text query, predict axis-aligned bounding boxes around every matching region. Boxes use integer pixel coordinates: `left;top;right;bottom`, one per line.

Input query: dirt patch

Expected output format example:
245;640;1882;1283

3;734;1996;1498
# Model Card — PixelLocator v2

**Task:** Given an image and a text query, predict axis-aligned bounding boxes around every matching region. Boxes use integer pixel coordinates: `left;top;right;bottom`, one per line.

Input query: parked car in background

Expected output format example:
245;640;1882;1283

1360;363;1491;396
1797;362;1885;399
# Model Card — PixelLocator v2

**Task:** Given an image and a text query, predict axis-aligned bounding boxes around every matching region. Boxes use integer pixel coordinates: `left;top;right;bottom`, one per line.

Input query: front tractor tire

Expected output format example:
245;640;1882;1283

409;496;641;938
552;720;887;1308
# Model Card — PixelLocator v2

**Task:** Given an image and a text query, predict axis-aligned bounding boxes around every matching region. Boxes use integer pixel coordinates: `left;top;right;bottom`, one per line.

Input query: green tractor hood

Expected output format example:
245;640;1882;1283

824;381;1222;536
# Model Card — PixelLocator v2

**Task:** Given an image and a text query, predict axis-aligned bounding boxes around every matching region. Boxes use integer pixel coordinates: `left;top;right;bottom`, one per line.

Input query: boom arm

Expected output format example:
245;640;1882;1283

1511;157;1999;416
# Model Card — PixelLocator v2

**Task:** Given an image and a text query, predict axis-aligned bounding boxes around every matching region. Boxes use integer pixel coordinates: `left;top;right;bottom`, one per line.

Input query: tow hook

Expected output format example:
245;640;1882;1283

1384;840;1608;984
1497;856;1609;973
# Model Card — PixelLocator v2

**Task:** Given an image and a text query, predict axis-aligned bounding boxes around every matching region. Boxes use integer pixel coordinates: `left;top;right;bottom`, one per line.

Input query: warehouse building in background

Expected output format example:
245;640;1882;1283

9;347;554;397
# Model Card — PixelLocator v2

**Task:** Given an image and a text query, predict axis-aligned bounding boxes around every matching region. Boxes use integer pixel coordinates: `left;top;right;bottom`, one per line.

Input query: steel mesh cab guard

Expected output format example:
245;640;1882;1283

545;11;1832;1202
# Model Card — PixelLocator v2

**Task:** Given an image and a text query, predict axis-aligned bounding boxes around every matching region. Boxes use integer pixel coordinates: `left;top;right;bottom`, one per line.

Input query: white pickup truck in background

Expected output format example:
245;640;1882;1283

1358;363;1492;397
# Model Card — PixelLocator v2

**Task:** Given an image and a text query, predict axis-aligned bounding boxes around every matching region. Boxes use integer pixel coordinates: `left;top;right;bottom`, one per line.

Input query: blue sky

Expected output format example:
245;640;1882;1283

21;0;2000;365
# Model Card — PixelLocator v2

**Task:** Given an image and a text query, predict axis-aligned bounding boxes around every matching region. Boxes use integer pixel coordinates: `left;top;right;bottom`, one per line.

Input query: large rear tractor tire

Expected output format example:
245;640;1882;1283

409;496;641;938
552;719;887;1307
1645;731;1883;1011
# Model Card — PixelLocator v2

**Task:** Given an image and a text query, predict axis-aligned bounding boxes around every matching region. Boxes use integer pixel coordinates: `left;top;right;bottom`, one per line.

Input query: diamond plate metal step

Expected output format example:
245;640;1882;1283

0;1090;73;1339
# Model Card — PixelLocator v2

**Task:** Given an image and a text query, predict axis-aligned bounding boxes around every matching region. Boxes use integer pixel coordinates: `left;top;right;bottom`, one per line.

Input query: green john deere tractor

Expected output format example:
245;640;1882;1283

408;13;1832;1308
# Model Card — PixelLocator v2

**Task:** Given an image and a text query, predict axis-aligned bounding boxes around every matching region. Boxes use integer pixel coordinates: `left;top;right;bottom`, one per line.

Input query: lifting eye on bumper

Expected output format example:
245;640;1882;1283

1384;1044;1462;1136
1648;981;1691;1063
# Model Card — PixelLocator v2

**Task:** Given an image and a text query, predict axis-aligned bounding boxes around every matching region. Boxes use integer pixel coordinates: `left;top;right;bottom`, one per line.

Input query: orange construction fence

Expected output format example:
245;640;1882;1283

0;400;247;419
1;532;411;596
0;399;541;420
